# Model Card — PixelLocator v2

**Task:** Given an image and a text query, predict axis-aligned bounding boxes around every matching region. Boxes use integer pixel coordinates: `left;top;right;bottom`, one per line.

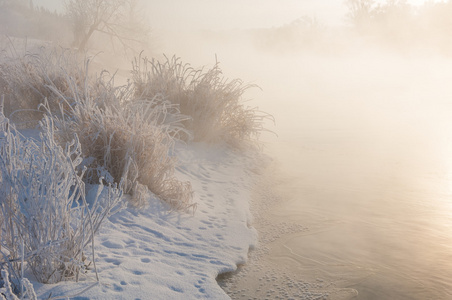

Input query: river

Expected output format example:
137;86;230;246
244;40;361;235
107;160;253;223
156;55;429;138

214;44;452;299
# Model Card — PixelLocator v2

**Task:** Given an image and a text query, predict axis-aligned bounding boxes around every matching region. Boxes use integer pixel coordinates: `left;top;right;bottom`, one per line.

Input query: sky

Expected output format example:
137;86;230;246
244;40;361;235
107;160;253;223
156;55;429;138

34;0;434;30
143;0;345;30
142;0;435;30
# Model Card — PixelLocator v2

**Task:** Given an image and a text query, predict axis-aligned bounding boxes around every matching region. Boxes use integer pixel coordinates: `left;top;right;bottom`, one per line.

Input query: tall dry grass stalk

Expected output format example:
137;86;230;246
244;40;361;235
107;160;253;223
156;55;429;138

132;54;273;148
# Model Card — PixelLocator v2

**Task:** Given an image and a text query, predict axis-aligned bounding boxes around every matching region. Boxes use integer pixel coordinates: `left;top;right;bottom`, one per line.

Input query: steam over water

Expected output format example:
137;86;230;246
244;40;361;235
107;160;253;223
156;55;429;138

256;52;452;298
198;40;452;298
156;13;452;295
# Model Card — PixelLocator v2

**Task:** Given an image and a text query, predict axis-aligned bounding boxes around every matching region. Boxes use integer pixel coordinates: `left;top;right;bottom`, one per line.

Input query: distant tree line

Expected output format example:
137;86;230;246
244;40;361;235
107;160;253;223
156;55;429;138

255;0;452;54
0;0;70;43
251;16;336;54
345;0;452;52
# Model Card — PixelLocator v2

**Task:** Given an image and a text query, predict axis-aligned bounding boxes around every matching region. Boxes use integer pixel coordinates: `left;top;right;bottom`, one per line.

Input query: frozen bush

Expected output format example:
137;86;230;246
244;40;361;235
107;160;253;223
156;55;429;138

0;110;123;285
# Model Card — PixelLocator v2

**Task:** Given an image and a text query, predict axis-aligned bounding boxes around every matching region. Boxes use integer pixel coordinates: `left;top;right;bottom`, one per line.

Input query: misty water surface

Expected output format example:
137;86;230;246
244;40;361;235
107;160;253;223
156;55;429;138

256;51;452;299
196;41;452;298
159;20;452;297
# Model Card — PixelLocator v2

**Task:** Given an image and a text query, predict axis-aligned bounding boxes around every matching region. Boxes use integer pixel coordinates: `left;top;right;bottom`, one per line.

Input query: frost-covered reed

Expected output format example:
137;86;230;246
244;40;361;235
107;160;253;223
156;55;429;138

0;47;83;127
0;266;37;300
0;46;194;211
132;55;272;148
49;74;194;210
0;45;271;297
0;110;123;285
45;59;193;210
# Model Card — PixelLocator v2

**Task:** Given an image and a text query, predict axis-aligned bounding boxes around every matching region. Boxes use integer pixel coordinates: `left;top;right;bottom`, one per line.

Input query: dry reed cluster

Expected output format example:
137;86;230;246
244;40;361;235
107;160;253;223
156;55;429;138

0;110;122;287
0;47;83;127
132;55;272;147
0;47;194;211
50;77;193;209
0;47;196;290
0;46;270;292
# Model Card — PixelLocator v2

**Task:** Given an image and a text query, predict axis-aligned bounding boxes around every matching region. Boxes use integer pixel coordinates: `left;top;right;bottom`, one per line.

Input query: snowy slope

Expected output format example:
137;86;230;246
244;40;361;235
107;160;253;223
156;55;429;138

33;142;259;300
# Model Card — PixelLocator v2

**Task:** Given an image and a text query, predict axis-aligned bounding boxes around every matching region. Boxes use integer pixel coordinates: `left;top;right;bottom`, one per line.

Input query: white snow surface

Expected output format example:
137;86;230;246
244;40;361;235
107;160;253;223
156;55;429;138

32;142;259;300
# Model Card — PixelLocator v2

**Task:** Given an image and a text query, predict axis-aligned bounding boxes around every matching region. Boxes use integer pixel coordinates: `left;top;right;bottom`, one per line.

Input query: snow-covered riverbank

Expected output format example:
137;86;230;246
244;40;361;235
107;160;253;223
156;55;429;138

31;143;260;299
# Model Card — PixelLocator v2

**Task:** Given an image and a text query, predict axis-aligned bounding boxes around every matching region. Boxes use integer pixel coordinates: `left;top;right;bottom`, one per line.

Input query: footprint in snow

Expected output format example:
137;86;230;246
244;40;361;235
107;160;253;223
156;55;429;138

170;286;183;293
102;240;124;249
104;258;121;266
113;283;123;292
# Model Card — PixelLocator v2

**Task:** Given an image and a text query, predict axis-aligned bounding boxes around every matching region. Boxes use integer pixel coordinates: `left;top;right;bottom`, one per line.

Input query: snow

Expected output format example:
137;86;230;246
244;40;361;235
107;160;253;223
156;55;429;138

32;142;259;299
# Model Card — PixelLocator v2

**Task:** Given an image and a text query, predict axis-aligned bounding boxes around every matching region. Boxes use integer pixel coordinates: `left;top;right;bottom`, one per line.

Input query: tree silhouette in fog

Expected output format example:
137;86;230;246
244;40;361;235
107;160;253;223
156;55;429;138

345;0;376;30
345;0;412;31
65;0;149;53
345;0;452;52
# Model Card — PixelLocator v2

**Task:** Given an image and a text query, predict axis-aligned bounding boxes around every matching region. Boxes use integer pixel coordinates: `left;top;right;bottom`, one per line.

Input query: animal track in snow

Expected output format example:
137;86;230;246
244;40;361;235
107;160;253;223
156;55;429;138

101;240;124;249
104;258;121;266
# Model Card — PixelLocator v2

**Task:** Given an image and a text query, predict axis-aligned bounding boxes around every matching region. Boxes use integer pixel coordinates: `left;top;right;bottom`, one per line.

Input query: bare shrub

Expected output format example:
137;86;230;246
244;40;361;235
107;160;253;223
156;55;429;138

0;110;123;285
132;55;272;148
